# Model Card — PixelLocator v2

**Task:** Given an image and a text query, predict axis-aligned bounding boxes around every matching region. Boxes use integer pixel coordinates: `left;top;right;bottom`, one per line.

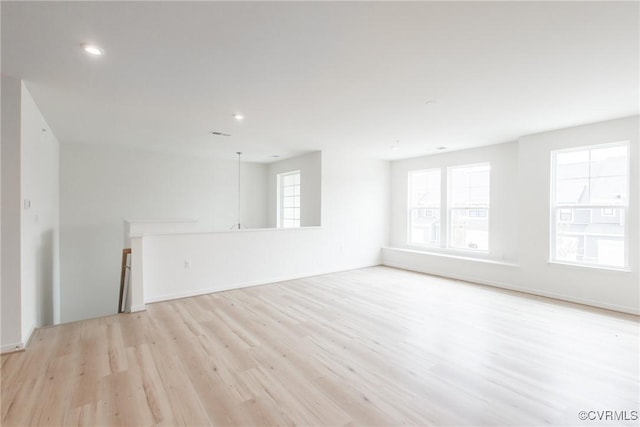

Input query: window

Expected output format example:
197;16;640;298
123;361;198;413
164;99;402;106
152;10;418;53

551;142;629;268
408;169;441;245
408;163;490;252
277;170;300;228
448;163;490;251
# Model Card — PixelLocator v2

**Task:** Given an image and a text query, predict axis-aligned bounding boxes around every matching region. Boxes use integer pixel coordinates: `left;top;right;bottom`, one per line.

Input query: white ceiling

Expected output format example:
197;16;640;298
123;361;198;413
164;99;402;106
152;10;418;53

2;1;638;163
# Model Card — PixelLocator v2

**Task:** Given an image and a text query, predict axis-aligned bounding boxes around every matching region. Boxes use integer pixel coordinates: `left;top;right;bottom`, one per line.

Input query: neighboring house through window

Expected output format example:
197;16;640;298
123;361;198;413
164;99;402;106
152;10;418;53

550;142;629;268
407;162;490;252
448;163;490;251
408;169;441;245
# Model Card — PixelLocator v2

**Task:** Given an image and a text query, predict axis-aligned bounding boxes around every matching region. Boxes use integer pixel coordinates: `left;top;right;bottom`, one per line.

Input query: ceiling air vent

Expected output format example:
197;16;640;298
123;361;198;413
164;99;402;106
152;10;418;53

209;131;231;137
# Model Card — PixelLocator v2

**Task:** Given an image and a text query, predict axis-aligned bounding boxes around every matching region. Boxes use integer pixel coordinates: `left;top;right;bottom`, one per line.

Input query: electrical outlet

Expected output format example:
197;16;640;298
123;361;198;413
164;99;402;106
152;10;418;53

184;260;191;269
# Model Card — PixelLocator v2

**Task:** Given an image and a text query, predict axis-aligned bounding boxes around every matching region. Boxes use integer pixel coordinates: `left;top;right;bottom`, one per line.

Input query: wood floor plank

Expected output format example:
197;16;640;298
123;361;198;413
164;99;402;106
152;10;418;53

1;266;638;426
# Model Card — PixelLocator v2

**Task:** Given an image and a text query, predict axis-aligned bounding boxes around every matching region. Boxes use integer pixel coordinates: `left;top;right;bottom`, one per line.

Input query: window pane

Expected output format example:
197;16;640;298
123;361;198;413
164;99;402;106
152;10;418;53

553;145;628;205
408;169;441;245
450;186;470;207
551;142;628;268
283;208;297;219
283;219;297;228
554;207;625;267
449;208;488;250
556;160;589;180
449;163;490;251
589;176;627;204
277;170;301;228
591;145;628;165
409;169;440;207
283;185;296;197
469;185;490;205
283;196;298;208
556;150;589;166
409;208;440;245
555;178;588;204
450;164;490;207
283;174;294;186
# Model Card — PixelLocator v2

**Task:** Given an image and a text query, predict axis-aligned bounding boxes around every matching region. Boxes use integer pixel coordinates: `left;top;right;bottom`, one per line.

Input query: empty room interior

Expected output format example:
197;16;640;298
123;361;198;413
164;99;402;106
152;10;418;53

1;1;639;426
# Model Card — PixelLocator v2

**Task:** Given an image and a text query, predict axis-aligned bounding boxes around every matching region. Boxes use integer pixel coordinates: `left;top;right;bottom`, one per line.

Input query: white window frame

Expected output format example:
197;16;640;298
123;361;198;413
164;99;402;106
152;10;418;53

549;141;630;270
277;170;301;228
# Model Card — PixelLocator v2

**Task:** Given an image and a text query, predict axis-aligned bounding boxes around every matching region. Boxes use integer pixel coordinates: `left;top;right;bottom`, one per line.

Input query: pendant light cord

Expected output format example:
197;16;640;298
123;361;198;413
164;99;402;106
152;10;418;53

237;151;241;229
231;152;244;230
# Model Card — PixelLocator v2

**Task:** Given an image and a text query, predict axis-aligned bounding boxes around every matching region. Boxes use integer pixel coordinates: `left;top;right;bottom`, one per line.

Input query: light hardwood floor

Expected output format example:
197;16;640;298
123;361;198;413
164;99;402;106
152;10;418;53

2;266;639;426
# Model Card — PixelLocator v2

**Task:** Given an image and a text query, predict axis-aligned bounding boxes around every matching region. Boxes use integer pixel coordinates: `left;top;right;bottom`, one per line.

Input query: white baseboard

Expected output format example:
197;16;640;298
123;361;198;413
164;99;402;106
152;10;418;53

384;260;640;316
22;323;35;348
129;304;146;313
144;263;379;305
1;342;25;354
1;322;37;354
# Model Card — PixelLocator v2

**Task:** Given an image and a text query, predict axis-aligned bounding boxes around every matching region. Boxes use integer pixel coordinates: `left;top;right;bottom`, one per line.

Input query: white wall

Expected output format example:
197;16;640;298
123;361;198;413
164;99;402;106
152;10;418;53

1;75;23;352
59;143;268;323
20;83;60;337
267;151;322;227
517;116;639;313
1;78;60;352
135;149;389;304
384;116;639;314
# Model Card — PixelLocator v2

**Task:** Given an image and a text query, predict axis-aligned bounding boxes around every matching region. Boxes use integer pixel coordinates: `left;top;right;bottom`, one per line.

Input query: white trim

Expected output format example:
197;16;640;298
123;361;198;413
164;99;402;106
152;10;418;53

384;246;519;267
382;256;639;316
129;304;146;312
22;323;35;348
1;324;36;353
0;326;36;354
144;263;379;305
1;342;25;354
548;260;631;273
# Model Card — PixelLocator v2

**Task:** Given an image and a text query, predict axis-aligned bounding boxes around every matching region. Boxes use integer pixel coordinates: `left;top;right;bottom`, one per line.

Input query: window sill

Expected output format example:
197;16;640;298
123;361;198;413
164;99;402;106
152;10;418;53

383;247;520;268
407;243;490;258
547;260;631;273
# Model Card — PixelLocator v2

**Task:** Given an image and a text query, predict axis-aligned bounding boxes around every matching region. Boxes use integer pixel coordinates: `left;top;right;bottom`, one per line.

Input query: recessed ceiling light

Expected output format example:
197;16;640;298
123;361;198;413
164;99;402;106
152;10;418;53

271;154;281;158
82;44;104;56
436;146;447;150
233;113;244;121
425;99;437;105
391;146;400;151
